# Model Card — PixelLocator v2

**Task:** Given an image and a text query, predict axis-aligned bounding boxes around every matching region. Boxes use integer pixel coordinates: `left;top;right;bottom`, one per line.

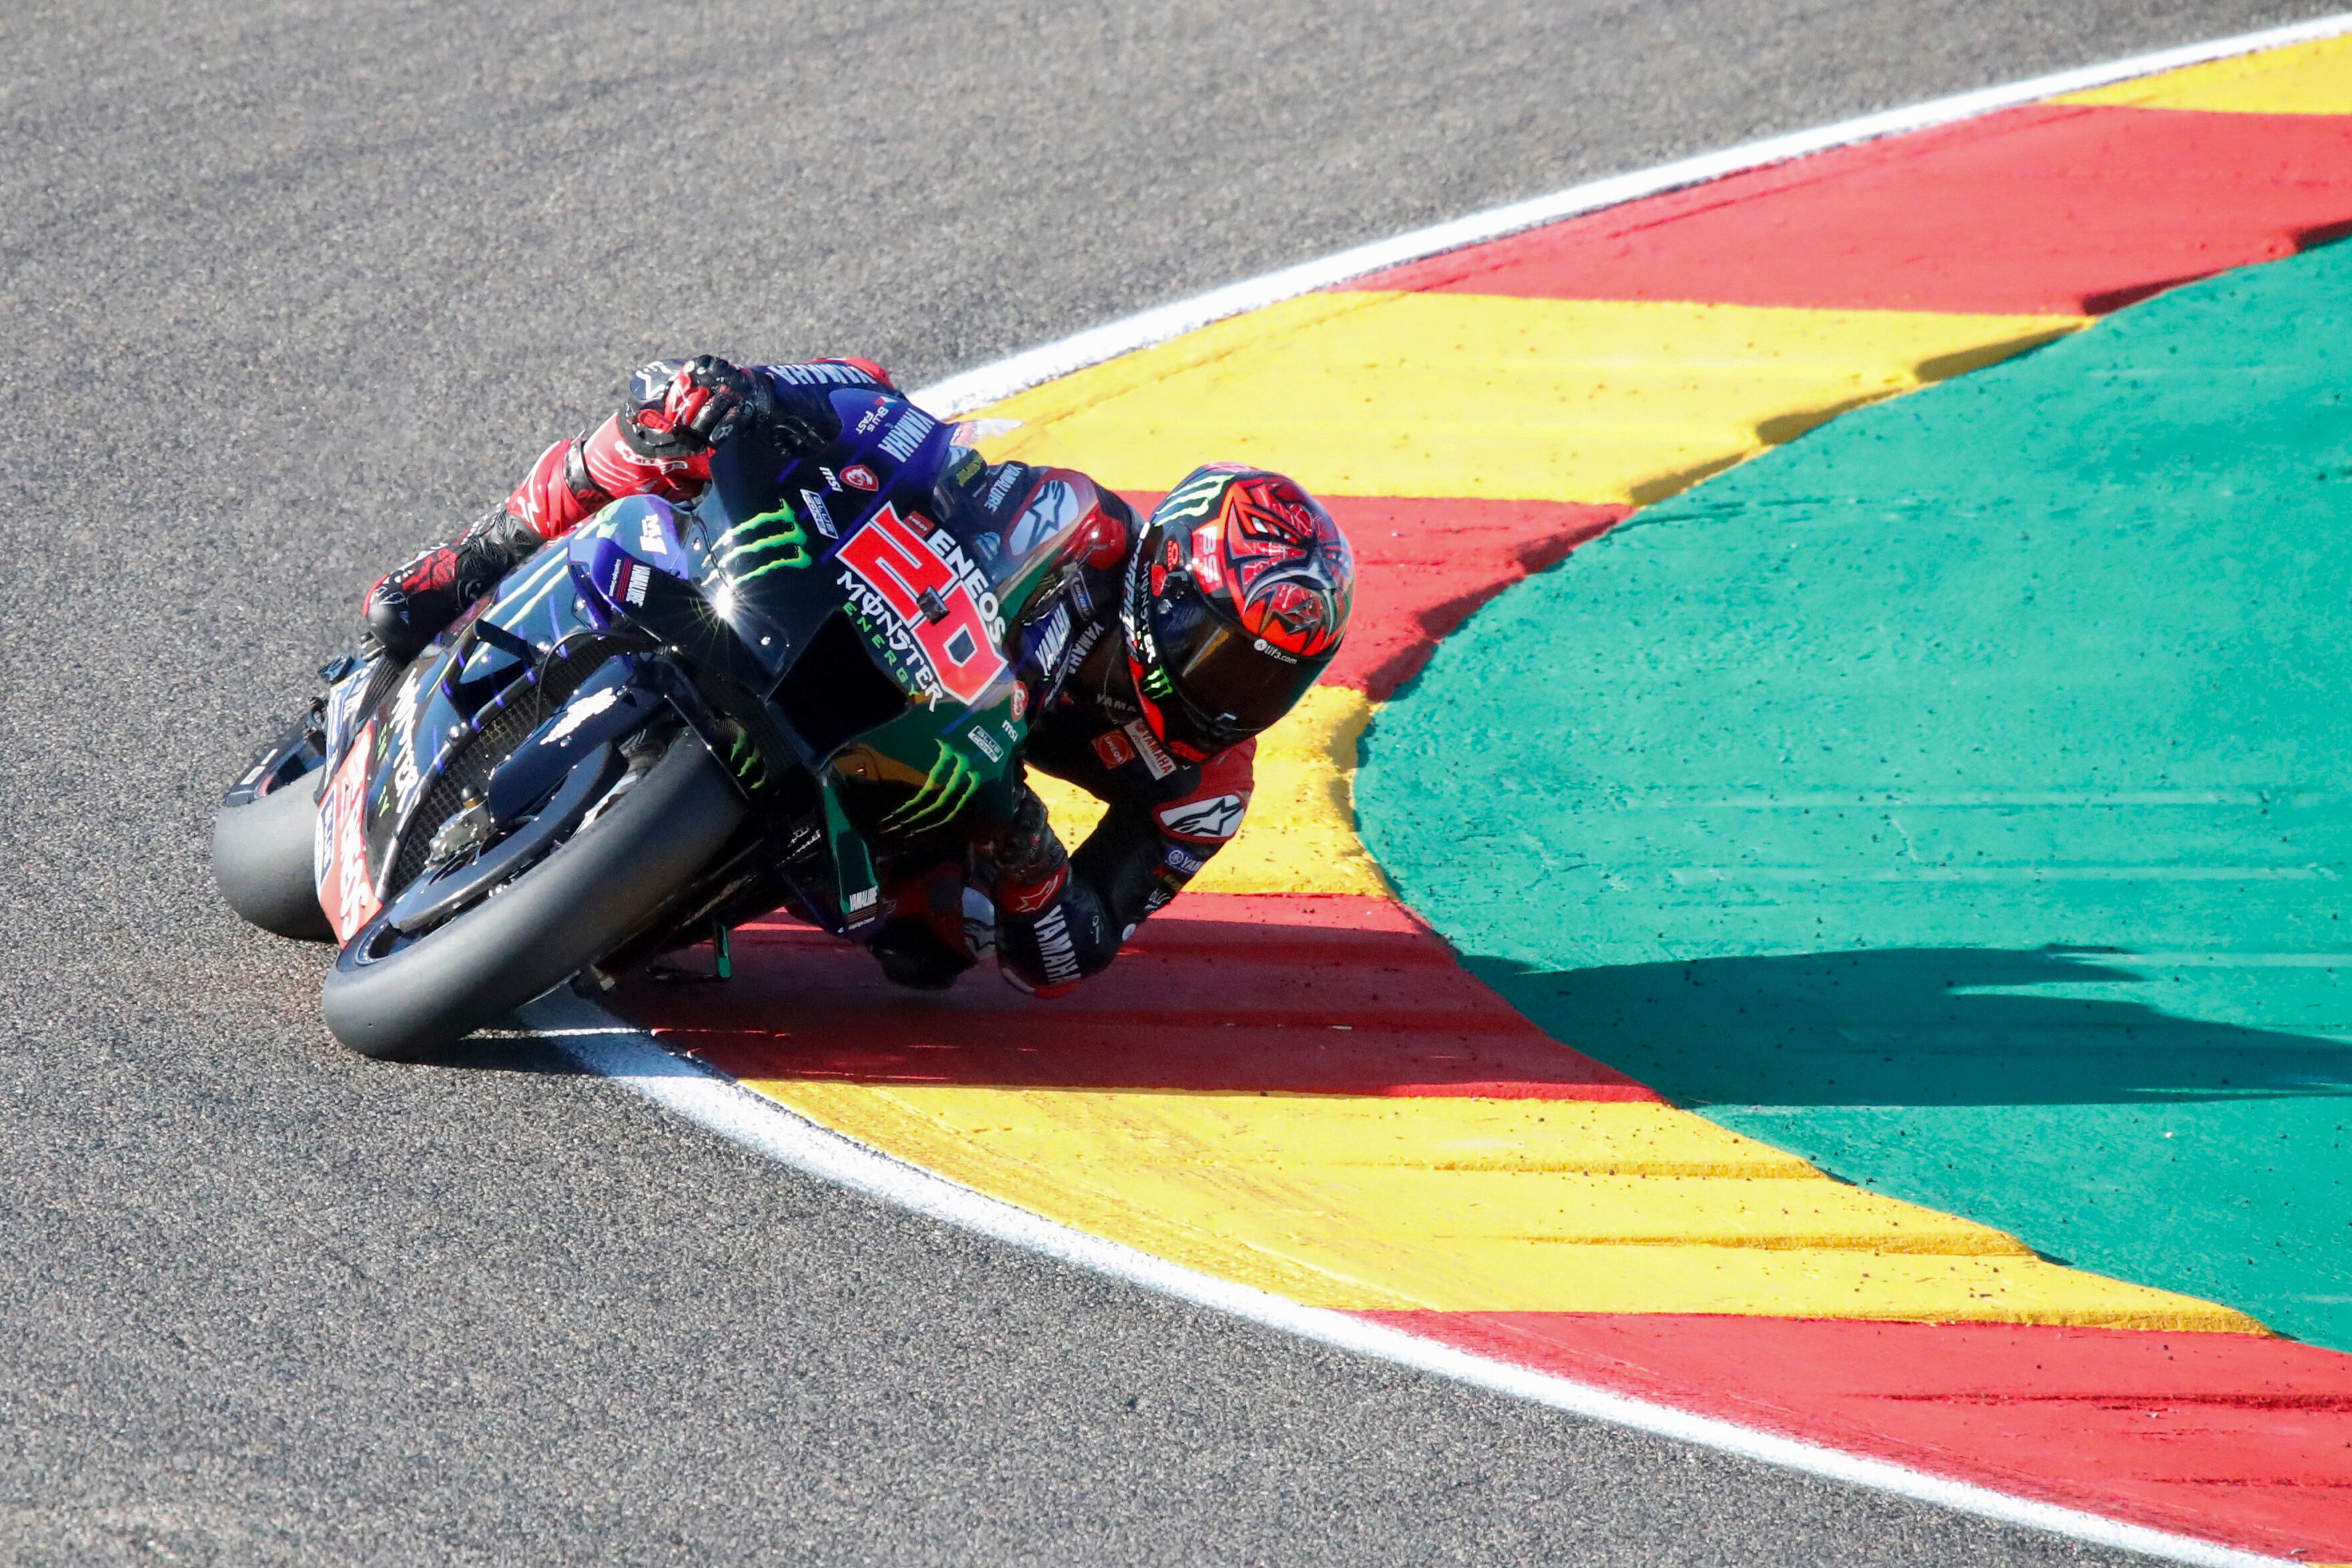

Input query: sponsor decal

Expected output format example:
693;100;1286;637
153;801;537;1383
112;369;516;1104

1122;719;1176;780
547;685;623;744
638;512;667;556
391;664;430;754
391;736;421;815
1062;619;1104;679
1031;904;1082;986
963;885;999;961
879;408;935;463
985;462;1025;511
840;577;944;702
800;487;838;539
845;884;879;912
818;465;843;491
724;728;769;790
628;358;684;407
953;449;985;485
766;361;883;388
713;503;811;583
835;504;1009;705
841;463;878;491
324;659;374;762
881;739;981;832
1092;728;1136;768
1006;479;1080;557
1029;603;1072;679
1121;540;1159;679
1009;681;1028;722
1152;465;1238;527
967;725;1005;763
972;529;1002;563
1162;844;1205;877
854;397;891;437
1158;792;1246;842
1190;521;1228;593
998;861;1069;918
328;724;383;941
621;559;650;605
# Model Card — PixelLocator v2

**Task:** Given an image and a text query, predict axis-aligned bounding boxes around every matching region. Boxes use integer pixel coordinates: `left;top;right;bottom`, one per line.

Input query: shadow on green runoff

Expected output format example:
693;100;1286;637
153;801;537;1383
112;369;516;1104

1358;241;2352;1348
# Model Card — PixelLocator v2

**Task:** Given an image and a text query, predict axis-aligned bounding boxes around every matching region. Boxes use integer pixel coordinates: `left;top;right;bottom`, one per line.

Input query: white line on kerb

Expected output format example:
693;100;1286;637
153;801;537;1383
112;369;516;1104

910;10;2352;418
525;994;2289;1568
533;19;2352;1563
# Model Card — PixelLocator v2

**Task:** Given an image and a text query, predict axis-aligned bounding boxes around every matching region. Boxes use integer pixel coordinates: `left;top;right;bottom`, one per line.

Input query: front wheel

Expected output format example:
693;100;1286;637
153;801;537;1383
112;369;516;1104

212;752;332;943
320;734;745;1059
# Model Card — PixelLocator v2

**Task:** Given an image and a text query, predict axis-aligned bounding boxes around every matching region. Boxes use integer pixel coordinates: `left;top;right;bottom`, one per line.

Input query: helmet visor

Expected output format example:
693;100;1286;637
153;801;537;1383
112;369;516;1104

1148;577;1327;744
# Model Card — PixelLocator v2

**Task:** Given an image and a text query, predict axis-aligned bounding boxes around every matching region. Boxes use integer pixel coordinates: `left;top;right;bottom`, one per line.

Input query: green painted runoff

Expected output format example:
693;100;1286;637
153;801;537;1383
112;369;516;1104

1359;242;2352;1348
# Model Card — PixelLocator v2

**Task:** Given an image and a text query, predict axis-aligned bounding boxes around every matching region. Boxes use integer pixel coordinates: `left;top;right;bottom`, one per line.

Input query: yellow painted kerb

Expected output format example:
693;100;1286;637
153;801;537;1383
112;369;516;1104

748;1081;2264;1329
979;292;2084;503
2056;33;2352;114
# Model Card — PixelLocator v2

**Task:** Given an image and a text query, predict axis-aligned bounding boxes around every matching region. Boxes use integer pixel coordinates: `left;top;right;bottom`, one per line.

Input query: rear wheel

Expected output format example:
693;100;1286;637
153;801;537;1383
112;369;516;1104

320;732;745;1059
212;756;331;943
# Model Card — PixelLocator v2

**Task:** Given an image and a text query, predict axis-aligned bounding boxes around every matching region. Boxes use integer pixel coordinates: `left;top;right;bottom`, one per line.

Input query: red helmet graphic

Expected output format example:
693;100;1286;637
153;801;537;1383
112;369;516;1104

1124;465;1355;757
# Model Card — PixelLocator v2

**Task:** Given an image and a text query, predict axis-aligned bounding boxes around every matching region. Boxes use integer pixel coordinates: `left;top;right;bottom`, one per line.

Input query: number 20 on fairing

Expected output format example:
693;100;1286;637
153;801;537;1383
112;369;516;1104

835;505;1007;704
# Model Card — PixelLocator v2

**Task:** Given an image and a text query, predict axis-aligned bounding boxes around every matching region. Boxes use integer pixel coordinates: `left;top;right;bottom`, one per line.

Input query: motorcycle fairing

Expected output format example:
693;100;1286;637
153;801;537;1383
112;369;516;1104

312;386;1086;952
316;501;688;921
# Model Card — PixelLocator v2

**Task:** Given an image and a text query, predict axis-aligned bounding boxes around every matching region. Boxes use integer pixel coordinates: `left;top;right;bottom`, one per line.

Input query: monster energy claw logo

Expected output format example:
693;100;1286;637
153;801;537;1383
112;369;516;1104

725;730;768;789
882;740;979;832
714;503;812;583
1154;466;1234;525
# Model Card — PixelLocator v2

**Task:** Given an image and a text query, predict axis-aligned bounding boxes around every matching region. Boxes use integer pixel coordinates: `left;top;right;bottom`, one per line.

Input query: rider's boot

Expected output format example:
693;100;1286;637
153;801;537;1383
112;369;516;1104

869;860;982;990
363;507;546;662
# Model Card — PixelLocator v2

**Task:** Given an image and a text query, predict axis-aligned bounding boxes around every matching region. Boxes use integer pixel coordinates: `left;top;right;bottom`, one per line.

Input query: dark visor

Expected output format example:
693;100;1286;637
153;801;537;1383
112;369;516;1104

1148;579;1327;744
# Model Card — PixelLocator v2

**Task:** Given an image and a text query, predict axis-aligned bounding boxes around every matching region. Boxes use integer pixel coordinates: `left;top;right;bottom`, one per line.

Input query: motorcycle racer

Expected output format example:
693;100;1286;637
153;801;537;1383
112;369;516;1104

361;354;1355;998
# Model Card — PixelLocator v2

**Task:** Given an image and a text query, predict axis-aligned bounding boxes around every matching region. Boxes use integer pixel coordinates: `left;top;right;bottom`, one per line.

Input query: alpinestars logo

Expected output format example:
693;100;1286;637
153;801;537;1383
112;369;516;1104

1158;792;1246;842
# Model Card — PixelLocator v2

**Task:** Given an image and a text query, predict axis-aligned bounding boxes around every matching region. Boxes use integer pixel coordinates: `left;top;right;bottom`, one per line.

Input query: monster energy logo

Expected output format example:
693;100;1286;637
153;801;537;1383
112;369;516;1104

881;740;978;832
725;729;769;790
714;503;812;583
1154;467;1232;525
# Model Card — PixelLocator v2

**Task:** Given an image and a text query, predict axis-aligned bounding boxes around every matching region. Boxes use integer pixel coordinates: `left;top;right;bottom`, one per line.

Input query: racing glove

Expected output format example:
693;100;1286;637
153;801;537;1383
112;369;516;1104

620;354;758;459
992;784;1117;997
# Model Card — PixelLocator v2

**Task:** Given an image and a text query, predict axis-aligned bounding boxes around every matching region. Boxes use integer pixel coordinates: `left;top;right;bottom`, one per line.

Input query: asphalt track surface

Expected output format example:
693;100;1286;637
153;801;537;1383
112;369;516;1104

0;4;2330;1563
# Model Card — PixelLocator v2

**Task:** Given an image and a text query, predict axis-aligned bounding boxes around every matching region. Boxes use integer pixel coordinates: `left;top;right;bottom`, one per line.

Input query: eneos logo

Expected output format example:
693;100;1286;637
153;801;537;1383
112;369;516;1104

835;505;1008;706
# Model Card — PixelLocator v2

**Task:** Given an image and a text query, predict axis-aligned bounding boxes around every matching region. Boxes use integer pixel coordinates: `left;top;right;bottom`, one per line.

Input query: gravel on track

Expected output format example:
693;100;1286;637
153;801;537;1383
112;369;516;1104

0;2;2321;1562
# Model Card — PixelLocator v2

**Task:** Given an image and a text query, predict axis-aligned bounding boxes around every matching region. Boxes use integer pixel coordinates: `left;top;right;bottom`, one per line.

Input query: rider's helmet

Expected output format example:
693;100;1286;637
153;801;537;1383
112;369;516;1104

1124;464;1355;760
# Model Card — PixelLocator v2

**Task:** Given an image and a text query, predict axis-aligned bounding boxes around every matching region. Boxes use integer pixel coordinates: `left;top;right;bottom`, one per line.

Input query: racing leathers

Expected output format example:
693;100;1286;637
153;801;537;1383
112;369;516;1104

367;355;1254;997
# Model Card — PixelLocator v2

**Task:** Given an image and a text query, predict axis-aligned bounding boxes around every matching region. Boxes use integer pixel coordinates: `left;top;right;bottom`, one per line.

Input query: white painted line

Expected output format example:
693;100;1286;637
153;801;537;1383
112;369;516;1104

909;9;2352;417
523;989;2295;1568
538;23;2352;1563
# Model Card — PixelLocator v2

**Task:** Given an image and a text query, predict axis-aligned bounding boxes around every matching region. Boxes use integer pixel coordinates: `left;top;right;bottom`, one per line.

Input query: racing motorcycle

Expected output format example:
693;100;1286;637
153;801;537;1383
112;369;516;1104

212;392;1091;1057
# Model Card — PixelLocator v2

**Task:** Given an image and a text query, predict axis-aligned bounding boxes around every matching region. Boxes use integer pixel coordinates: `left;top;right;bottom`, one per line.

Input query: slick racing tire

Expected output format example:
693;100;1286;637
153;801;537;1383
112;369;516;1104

212;772;333;943
320;735;745;1059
